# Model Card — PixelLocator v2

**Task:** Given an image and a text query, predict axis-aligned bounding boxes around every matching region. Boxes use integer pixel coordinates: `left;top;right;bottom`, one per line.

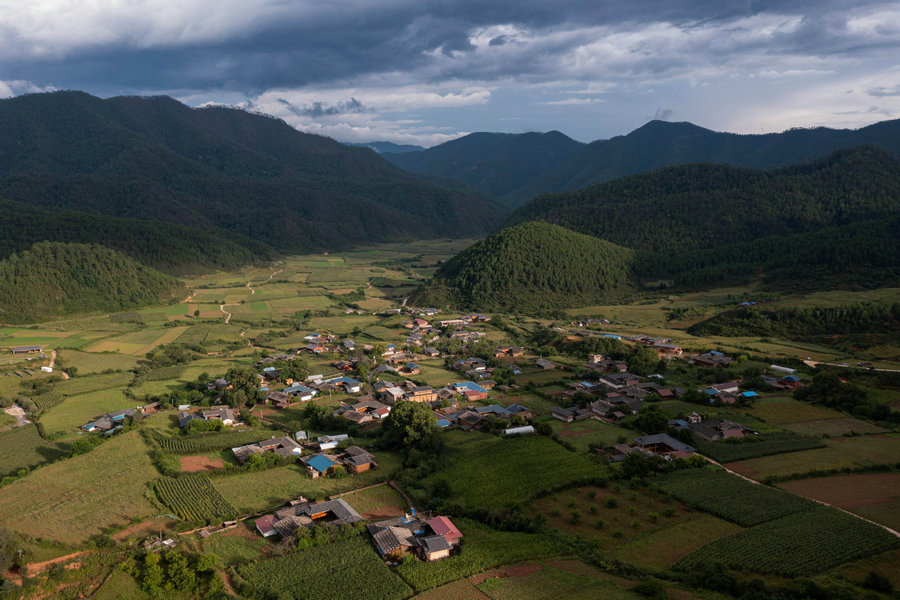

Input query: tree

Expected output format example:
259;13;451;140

634;404;668;434
382;401;441;454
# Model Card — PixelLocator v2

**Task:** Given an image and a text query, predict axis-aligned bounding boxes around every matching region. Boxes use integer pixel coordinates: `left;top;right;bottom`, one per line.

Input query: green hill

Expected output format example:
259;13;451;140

505;146;900;288
0;242;184;323
412;222;633;313
0;91;507;257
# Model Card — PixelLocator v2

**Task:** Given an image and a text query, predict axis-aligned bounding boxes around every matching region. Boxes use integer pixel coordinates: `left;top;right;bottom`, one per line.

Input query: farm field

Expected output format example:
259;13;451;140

777;416;886;437
779;473;900;531
742;396;850;425
237;535;412;600
549;419;636;453
0;424;69;478
338;483;408;518
55;372;134;395
726;434;900;480
153;474;237;521
676;506;899;577
213;453;401;514
57;349;140;374
422;434;603;509
39;387;137;435
0;431;160;544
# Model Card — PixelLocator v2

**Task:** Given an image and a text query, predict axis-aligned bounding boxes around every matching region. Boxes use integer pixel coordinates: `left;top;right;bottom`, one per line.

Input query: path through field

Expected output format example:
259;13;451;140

219;266;283;326
3;404;29;427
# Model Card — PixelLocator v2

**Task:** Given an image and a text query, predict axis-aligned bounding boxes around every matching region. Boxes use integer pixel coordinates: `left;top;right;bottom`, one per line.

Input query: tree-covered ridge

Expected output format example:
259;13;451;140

507;146;900;254
0;242;184;323
687;303;900;338
0;91;508;254
505;118;900;204
412;222;633;312
0;199;275;275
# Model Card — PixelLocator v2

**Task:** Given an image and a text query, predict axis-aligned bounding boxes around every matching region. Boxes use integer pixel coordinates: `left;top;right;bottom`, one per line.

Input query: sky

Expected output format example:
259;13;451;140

1;0;898;147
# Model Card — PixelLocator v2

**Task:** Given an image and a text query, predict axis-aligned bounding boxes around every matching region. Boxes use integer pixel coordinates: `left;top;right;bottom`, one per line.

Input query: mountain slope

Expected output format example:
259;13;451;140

0;92;508;254
505;146;900;288
0;242;184;323
383;131;584;199
505;119;900;204
412;222;633;312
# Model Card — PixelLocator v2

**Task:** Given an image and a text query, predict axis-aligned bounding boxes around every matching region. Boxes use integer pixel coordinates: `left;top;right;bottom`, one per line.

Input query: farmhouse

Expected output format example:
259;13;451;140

406;386;438;403
10;345;42;354
368;514;461;562
302;453;339;478
257;498;363;538
233;436;304;463
690;352;734;368
202;406;236;426
494;346;525;358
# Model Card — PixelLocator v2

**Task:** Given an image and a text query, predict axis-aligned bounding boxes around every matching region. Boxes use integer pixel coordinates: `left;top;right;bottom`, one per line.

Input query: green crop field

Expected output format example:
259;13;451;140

338;483;408;517
57;349;140;374
213;452;401;514
656;468;817;527
144;428;274;454
743;396;846;425
692;432;826;463
676;506;899;577
31;390;65;412
238;535;412;600
779;473;900;531
422;434;603;509
55;372;134;395
727;434;900;480
0;424;69;478
39;388;138;435
153;474;237;522
0;431;160;544
778;417;887;437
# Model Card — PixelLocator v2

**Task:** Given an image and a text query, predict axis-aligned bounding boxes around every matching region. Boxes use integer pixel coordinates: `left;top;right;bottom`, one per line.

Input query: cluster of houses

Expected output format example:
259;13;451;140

231;430;378;478
255;497;364;538
607;433;697;462
669;412;758;441
177;405;237;429
369;514;463;563
83;408;137;434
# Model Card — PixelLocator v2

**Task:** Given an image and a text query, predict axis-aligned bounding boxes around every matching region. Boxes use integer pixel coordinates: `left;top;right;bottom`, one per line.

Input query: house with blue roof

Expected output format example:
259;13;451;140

284;383;317;401
303;454;338;478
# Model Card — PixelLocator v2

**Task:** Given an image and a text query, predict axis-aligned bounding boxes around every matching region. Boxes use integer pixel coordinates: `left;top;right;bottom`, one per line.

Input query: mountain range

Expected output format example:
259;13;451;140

381;119;900;206
0;91;506;270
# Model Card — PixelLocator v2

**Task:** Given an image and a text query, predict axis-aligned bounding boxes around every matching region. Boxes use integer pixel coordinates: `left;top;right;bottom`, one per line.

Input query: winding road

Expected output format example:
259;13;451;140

219;266;283;327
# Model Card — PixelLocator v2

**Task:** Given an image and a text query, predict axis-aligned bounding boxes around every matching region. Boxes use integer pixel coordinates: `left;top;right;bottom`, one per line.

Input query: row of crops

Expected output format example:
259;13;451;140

0;424;68;478
153;475;236;522
55;372;134;396
656;468;816;527
145;428;271;454
31;390;64;412
236;536;412;600
676;506;900;577
692;432;825;463
110;312;167;323
143;365;187;381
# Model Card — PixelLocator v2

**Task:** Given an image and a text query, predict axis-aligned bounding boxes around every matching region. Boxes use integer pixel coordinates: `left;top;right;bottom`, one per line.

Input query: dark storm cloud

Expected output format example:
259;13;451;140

277;97;365;117
3;0;892;94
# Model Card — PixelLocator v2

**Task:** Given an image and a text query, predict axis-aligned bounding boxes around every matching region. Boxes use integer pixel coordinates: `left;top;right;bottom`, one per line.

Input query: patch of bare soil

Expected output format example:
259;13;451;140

180;455;225;472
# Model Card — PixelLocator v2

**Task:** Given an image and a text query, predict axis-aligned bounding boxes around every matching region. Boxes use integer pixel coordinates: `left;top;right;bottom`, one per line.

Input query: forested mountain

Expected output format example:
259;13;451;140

412;222;633;312
383;119;900;206
0;198;275;275
383;131;584;199
0;242;184;323
502;146;900;287
0;92;507;256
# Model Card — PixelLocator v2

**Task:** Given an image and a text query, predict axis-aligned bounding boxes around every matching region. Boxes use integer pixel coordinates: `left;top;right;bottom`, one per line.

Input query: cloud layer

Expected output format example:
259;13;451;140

1;1;898;145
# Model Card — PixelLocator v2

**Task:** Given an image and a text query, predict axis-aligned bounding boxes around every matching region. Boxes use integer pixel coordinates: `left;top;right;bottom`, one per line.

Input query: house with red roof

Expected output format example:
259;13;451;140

426;516;462;546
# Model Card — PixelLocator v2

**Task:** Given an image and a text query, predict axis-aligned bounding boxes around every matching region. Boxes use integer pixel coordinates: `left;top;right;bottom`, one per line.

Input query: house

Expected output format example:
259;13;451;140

425;516;462;546
283;383;317;401
506;404;534;420
654;342;683;359
324;376;363;394
551;406;577;422
419;535;452;561
260;498;363;538
780;375;803;389
255;515;278;537
202;406;236;426
373;526;418;559
691;352;734;368
632;433;696;458
406;386;438;403
233;436;303;463
302;454;339;478
178;411;203;429
600;373;641;390
457;410;483;430
422;347;440;358
401;362;421;375
267;390;292;408
341;446;377;474
11;345;42;354
439;318;468;327
535;358;555;370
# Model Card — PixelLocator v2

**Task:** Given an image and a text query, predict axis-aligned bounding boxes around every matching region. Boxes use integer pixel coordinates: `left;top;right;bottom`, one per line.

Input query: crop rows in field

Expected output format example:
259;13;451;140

110;312;142;323
676;506;899;577
657;468;816;527
176;326;212;345
693;432;826;463
143;365;187;381
0;424;68;478
146;428;271;454
237;535;411;600
31;390;64;412
55;372;134;396
153;475;236;522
